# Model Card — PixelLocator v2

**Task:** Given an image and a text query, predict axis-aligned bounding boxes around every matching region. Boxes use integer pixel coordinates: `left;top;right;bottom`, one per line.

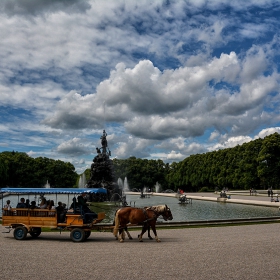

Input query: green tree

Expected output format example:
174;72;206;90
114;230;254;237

257;133;280;189
0;151;78;188
0;154;8;187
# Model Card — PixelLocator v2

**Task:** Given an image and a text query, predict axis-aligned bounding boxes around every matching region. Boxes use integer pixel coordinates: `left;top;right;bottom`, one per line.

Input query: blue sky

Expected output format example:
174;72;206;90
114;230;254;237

1;0;280;174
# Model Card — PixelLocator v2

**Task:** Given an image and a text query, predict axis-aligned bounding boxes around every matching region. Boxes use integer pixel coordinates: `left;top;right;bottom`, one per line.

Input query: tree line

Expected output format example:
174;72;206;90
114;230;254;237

1;133;280;191
112;133;280;192
0;151;78;188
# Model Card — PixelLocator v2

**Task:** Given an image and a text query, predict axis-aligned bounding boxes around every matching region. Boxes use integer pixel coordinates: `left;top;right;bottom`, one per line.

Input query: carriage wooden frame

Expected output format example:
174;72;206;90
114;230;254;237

2;207;106;242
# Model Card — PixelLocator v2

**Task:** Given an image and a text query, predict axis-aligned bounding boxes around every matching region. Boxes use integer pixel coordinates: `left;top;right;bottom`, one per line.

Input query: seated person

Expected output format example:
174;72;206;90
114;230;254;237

56;201;66;222
4;200;12;210
25;199;30;208
77;193;97;222
77;194;89;210
30;201;39;209
69;197;80;213
39;198;48;209
4;200;13;215
48;200;55;210
16;197;27;208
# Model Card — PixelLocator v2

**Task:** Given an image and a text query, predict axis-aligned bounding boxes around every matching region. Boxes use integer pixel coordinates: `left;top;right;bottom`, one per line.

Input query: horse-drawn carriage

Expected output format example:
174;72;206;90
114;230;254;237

1;188;173;243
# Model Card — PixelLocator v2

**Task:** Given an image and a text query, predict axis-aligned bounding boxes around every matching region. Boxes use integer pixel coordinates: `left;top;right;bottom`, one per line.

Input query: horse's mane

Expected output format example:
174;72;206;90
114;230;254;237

146;205;167;213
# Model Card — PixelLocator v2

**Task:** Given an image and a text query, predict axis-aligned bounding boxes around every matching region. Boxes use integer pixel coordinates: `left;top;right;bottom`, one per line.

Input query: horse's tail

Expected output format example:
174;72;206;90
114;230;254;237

113;209;120;236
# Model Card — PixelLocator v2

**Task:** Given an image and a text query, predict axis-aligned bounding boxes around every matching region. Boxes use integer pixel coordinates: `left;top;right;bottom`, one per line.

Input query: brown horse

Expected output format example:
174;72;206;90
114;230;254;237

113;207;154;241
113;205;173;242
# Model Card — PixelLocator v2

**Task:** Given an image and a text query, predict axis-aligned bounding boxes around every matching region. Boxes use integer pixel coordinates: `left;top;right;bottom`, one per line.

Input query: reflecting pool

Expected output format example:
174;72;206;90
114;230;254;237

123;194;280;223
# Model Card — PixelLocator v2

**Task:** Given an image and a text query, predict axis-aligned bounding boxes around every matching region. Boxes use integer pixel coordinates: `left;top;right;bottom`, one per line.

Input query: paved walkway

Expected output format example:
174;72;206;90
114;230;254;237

1;223;280;279
153;191;280;208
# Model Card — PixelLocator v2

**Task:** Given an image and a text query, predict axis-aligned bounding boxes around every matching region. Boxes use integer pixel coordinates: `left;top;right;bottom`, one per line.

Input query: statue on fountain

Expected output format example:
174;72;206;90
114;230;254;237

86;130;120;202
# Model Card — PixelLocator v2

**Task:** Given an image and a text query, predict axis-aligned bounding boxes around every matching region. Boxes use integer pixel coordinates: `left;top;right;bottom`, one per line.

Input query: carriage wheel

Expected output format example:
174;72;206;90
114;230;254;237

29;227;42;238
85;231;91;239
14;226;28;240
70;228;86;242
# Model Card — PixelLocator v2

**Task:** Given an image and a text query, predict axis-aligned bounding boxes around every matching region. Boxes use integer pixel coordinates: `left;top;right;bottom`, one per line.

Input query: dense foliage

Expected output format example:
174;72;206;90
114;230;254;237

0;151;78;188
1;133;280;191
112;133;280;192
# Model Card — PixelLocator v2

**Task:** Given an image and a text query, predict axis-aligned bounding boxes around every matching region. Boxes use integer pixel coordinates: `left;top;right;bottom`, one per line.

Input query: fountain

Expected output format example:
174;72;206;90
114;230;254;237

86;130;121;201
117;178;124;189
123;177;130;192
44;180;50;188
78;173;86;188
155;182;162;193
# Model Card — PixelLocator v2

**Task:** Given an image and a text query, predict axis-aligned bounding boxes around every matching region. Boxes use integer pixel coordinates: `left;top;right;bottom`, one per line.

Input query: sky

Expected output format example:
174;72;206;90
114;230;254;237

1;0;280;175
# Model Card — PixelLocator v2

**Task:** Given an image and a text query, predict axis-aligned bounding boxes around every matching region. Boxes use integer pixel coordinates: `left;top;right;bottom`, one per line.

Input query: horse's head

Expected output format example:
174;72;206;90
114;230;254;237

152;205;173;221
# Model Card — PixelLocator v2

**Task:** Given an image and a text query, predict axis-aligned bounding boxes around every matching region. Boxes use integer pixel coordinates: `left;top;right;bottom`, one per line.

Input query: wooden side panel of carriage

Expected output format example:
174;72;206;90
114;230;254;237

2;209;106;229
2;209;58;229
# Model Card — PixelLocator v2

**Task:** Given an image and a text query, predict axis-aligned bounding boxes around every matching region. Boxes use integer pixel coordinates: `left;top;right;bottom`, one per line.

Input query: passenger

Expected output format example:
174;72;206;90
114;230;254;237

16;197;27;208
39;198;47;209
48;200;55;210
56;201;65;212
56;201;66;222
4;200;12;210
30;201;39;209
25;199;30;208
77;193;91;212
77;193;97;222
69;197;78;212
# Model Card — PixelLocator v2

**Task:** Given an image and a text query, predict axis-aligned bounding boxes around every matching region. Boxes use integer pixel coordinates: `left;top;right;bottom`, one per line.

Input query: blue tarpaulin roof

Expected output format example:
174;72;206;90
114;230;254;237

0;187;107;195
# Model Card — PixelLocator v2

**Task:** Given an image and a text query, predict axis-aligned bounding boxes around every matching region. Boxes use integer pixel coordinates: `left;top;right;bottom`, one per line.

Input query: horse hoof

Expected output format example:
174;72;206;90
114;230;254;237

129;237;133;240
139;239;143;242
156;239;161;242
120;239;124;243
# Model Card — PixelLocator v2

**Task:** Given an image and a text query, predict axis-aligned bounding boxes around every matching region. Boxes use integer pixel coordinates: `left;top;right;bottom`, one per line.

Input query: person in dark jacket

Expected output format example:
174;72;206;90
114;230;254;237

16;197;26;208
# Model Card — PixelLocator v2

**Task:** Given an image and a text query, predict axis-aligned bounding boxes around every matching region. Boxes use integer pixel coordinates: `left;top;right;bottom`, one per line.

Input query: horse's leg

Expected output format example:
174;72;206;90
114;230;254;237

113;221;118;240
151;223;160;242
125;226;133;240
138;224;147;242
147;225;153;240
113;209;121;241
121;228;126;240
118;227;125;242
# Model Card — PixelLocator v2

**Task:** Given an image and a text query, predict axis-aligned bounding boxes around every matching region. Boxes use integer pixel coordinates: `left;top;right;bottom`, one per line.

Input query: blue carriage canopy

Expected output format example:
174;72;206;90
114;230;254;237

0;187;107;195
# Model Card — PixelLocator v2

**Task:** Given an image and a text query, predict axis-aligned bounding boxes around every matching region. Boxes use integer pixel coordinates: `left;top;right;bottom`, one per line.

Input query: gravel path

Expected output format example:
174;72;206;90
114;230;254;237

1;223;280;280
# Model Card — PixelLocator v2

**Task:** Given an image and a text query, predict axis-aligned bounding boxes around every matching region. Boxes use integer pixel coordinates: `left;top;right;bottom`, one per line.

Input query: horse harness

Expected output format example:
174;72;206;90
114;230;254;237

142;207;158;224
